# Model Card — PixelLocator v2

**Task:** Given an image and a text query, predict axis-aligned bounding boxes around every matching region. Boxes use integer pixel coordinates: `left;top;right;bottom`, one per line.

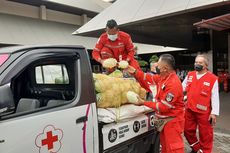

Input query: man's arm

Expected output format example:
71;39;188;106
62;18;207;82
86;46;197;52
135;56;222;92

92;36;104;63
127;65;160;92
135;72;153;92
182;75;188;91
134;68;160;85
144;84;179;113
208;79;220;126
211;80;220;116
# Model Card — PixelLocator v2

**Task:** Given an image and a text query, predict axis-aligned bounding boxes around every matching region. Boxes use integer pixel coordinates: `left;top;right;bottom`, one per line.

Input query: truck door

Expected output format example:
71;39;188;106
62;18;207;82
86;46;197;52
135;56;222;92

0;48;97;153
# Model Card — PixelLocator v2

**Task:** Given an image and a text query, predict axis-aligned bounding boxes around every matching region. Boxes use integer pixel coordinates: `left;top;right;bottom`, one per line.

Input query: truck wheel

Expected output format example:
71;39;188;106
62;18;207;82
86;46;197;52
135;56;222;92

147;132;160;153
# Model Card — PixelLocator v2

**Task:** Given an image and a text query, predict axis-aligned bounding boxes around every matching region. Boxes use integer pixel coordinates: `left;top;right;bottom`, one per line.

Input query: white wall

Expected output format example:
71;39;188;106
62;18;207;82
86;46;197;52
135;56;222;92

0;0;186;54
0;13;185;54
0;0;91;26
0;13;98;49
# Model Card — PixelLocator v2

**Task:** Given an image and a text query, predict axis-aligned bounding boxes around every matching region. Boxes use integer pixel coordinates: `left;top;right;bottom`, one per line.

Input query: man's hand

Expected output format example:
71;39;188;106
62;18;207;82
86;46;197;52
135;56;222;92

208;114;217;126
99;59;104;65
127;65;136;74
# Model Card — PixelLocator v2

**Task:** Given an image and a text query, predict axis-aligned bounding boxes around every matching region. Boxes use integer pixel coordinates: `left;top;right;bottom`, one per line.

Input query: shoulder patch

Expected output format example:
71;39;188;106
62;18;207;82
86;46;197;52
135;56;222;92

165;93;174;102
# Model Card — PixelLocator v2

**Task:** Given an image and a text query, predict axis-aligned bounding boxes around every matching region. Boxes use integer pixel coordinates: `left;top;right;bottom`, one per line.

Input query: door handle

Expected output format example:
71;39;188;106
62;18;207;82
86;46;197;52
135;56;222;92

76;116;88;124
0;139;5;143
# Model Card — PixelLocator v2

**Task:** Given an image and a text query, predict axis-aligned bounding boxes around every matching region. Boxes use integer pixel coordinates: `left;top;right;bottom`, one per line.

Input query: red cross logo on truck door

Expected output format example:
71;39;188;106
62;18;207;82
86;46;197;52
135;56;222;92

42;131;58;150
35;125;63;153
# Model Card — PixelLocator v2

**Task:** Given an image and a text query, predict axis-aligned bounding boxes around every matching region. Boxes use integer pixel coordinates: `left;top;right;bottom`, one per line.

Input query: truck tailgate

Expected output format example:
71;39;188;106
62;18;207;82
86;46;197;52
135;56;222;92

101;112;155;150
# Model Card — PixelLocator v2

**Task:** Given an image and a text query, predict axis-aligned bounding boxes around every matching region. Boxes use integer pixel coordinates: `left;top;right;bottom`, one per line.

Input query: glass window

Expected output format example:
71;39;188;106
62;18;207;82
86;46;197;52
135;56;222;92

35;64;69;84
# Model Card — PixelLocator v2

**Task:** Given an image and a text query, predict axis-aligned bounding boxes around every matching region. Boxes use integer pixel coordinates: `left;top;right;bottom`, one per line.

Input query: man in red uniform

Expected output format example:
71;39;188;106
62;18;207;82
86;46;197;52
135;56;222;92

182;54;220;153
100;46;114;60
127;54;185;153
92;19;140;70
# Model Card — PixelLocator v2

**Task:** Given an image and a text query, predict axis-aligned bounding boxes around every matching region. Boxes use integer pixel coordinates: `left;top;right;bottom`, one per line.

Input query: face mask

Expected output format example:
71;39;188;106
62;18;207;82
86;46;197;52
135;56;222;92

155;66;161;74
151;71;157;74
194;64;203;71
107;34;118;41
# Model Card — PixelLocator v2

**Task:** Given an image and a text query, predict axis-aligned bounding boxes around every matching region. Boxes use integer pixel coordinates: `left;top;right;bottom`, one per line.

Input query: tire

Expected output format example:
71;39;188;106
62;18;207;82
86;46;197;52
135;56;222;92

147;132;160;153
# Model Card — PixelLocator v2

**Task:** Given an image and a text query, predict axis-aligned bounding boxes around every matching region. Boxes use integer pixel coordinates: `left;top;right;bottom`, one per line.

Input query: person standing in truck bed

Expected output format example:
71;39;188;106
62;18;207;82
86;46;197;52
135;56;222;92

92;19;140;70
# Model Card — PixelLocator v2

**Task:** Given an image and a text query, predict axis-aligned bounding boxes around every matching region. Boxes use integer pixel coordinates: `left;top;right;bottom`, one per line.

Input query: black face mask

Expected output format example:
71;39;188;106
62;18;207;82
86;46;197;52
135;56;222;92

151;71;157;74
194;64;203;72
155;66;161;74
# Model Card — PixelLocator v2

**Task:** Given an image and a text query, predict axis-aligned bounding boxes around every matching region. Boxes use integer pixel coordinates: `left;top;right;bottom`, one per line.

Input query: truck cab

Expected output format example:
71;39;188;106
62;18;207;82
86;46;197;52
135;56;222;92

0;45;159;153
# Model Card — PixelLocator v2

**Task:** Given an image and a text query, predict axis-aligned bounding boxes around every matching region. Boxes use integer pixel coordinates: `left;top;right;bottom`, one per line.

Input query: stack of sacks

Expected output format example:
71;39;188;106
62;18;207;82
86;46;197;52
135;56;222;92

97;104;152;123
93;73;146;108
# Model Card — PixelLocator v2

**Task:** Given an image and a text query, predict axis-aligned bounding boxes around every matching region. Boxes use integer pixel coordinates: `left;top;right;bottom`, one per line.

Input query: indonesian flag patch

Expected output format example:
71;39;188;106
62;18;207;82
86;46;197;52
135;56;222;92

165;93;174;102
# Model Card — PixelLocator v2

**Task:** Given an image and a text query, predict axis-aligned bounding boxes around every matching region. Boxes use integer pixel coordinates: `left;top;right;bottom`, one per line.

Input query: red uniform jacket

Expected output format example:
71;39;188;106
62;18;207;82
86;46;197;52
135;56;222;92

135;70;184;119
185;71;217;114
135;72;154;93
92;31;135;62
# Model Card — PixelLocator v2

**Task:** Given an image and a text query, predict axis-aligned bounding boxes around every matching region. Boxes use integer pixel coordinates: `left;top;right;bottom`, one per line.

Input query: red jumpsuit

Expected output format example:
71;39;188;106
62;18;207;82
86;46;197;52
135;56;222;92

135;72;152;92
135;70;185;153
92;31;140;70
100;47;114;60
184;71;218;153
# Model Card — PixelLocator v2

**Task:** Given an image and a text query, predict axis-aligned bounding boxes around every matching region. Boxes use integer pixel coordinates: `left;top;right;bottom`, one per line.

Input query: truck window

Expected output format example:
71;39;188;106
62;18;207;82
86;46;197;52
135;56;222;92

35;65;69;84
0;55;77;118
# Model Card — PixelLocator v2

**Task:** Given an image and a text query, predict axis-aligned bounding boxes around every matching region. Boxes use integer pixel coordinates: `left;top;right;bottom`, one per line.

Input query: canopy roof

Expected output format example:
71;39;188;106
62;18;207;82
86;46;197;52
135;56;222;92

194;13;230;31
74;0;230;51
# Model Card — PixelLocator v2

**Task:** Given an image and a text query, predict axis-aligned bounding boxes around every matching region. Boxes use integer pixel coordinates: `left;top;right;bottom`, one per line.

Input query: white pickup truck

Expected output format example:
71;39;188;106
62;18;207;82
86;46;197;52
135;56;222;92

0;45;160;153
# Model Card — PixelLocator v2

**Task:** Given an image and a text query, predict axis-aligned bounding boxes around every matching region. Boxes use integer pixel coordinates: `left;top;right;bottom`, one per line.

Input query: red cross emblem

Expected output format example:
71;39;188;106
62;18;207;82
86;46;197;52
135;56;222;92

35;125;63;153
42;131;58;150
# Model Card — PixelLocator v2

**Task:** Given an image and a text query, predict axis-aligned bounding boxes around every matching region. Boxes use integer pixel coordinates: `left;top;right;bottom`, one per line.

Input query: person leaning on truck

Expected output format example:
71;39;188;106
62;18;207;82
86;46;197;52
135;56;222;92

127;54;185;153
182;53;220;153
92;19;141;70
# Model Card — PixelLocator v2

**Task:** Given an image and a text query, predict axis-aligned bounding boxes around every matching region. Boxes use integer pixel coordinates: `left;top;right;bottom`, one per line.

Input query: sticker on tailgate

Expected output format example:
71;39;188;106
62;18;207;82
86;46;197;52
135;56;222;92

102;114;150;149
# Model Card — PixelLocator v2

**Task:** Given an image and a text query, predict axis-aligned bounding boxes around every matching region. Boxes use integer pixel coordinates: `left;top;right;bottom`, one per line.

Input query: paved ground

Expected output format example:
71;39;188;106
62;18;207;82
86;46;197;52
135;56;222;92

215;92;230;131
184;131;230;153
184;92;230;153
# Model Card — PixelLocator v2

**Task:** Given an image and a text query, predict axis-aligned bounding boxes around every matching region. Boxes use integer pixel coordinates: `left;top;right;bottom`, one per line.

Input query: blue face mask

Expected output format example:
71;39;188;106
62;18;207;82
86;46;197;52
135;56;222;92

107;34;118;41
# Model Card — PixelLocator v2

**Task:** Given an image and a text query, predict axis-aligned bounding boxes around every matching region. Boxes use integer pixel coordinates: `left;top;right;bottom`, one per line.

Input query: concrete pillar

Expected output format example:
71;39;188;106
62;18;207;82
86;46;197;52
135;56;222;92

228;33;230;73
207;50;213;72
40;5;46;20
81;14;88;25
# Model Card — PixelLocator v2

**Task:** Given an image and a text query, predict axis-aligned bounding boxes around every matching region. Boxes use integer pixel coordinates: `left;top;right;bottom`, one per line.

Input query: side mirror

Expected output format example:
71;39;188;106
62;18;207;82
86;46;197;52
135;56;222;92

0;84;15;116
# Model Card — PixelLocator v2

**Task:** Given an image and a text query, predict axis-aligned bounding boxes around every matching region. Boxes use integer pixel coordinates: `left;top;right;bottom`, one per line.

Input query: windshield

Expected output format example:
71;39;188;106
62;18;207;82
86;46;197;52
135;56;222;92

0;54;10;66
